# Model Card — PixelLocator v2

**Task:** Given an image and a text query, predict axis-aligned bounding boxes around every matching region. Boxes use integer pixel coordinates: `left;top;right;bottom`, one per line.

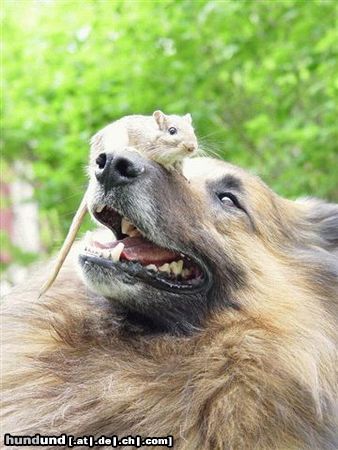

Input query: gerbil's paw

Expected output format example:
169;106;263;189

160;162;183;174
172;161;183;172
125;146;148;160
161;164;177;173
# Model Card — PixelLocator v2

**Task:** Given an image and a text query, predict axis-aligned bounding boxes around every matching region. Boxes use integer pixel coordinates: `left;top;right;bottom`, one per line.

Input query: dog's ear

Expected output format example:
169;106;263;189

297;198;338;253
184;113;192;124
153;110;167;131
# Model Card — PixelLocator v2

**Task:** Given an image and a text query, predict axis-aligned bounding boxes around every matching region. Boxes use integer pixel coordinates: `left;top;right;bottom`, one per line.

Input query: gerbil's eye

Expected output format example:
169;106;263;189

168;127;177;135
217;192;240;208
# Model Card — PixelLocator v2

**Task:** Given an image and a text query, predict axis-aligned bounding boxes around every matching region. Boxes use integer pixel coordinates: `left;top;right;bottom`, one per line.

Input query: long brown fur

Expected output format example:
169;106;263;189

1;158;338;450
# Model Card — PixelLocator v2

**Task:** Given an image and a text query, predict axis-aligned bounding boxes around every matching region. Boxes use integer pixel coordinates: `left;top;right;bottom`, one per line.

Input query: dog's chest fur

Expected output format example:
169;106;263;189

2;266;336;450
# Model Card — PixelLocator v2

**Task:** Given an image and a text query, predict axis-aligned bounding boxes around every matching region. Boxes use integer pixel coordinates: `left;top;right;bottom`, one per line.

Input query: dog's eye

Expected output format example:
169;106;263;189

168;127;177;135
217;192;240;208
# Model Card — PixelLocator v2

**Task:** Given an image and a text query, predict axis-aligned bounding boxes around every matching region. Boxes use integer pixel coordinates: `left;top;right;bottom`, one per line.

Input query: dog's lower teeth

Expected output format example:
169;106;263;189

154;260;186;277
159;263;170;273
110;243;125;262
84;242;125;262
170;260;184;275
182;268;192;278
83;239;197;283
101;249;110;259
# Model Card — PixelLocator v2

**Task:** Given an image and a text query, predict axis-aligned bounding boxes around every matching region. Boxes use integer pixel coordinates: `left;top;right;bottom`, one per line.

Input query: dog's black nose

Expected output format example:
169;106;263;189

95;152;145;190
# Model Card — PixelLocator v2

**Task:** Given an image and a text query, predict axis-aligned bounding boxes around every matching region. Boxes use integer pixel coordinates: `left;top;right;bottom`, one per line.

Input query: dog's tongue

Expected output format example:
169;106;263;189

120;236;179;265
93;235;180;265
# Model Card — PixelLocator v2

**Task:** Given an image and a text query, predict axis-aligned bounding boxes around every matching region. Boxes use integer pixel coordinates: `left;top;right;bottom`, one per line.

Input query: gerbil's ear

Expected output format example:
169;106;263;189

153;110;167;130
184;113;192;124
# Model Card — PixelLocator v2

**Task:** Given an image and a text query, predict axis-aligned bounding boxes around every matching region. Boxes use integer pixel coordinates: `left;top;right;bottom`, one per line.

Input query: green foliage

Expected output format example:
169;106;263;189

3;0;338;254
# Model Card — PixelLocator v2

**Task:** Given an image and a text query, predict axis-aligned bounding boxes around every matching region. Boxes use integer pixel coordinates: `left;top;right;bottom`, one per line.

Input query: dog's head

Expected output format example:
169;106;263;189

79;148;338;335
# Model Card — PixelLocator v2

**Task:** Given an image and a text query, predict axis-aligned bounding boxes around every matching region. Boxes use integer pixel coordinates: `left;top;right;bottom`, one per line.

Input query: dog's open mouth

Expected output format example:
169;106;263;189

81;205;206;291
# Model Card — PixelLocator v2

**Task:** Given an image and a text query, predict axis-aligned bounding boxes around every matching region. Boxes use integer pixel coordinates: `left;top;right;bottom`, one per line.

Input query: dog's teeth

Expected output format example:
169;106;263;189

121;217;135;235
182;268;192;279
169;261;177;274
159;263;170;273
129;228;142;237
101;249;111;259
146;264;158;272
170;260;184;275
121;217;143;237
96;205;105;213
177;260;184;273
110;243;124;262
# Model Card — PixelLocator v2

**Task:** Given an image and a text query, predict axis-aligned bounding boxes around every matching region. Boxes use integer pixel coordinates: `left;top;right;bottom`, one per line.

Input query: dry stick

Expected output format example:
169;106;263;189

39;195;88;297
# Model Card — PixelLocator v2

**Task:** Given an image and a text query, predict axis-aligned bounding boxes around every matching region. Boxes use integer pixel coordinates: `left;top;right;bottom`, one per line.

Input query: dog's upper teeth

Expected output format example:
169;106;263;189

146;264;158;272
96;204;105;213
129;229;142;237
121;217;142;237
121;217;135;235
109;243;124;262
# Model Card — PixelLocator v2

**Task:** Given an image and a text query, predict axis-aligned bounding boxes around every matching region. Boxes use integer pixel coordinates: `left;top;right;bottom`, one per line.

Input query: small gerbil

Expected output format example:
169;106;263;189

90;110;198;170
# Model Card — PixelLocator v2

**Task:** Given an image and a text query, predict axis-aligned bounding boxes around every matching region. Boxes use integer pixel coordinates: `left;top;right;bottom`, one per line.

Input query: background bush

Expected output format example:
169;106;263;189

2;0;338;261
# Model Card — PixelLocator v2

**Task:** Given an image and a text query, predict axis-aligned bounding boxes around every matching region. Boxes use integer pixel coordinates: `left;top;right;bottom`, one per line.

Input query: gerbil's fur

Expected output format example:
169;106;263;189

90;110;198;169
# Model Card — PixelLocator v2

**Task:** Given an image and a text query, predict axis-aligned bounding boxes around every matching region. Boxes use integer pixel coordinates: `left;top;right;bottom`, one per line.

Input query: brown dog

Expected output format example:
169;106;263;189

1;153;338;449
